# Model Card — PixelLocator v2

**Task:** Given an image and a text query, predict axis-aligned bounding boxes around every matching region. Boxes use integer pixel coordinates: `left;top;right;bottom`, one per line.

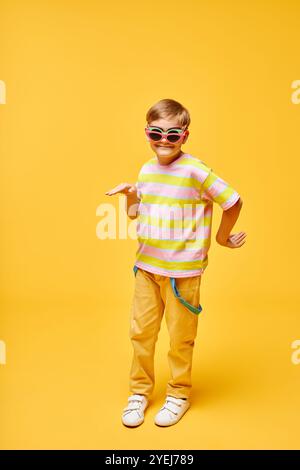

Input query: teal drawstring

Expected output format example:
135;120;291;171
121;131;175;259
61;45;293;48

133;265;202;316
169;277;202;315
133;265;139;276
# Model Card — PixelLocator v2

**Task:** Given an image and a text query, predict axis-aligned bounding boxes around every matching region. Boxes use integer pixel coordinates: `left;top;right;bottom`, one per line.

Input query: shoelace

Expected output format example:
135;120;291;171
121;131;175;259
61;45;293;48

123;397;144;417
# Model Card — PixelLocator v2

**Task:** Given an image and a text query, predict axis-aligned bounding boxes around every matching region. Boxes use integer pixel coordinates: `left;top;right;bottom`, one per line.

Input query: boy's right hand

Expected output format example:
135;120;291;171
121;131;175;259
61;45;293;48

105;183;137;196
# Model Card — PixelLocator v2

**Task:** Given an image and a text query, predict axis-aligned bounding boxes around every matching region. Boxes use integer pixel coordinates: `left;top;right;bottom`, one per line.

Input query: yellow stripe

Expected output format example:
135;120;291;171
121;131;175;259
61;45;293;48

214;187;236;206
138;213;211;229
202;171;218;190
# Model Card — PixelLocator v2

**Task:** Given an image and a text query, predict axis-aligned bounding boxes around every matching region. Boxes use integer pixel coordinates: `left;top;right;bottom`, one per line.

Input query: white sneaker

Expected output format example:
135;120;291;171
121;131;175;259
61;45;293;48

122;394;148;427
154;396;190;427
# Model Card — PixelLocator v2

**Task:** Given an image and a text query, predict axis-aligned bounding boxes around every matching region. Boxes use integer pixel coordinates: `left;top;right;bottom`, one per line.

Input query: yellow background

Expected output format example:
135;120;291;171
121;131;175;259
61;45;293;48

1;0;300;450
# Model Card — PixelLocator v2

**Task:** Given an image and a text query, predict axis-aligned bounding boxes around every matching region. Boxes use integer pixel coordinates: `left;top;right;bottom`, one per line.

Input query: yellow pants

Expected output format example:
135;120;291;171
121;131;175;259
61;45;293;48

128;267;202;400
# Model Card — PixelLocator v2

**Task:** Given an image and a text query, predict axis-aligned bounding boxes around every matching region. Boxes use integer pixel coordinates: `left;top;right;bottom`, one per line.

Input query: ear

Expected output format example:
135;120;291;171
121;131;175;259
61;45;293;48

183;130;189;142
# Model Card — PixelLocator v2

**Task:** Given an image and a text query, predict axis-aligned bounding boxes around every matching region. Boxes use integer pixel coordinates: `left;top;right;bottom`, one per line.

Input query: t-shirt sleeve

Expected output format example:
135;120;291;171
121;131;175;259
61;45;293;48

201;167;241;210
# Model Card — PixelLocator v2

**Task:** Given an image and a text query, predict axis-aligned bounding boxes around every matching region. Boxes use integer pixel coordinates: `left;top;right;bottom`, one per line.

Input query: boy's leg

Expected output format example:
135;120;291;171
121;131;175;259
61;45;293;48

128;268;165;399
161;275;201;400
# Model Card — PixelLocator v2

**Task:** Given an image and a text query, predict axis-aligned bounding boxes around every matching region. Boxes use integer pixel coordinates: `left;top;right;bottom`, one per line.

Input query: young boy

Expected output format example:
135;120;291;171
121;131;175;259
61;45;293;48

105;99;246;428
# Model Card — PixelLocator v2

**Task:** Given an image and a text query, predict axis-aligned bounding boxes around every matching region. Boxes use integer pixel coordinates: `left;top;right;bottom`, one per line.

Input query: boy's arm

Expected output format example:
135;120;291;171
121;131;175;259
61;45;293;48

126;185;140;220
105;182;140;219
215;197;243;245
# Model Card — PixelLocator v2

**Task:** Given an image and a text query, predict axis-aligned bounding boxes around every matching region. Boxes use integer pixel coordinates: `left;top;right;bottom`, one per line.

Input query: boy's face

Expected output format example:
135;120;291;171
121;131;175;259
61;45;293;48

146;117;189;165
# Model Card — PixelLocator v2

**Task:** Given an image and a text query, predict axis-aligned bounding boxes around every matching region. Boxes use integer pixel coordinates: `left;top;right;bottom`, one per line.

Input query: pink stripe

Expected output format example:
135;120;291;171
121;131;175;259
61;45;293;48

206;179;228;198
222;192;240;210
134;261;205;278
137;244;208;262
138;203;207;219
139;182;200;200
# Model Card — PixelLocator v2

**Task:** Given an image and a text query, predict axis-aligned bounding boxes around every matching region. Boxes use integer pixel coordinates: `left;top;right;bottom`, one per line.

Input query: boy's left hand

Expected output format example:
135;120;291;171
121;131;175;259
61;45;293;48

216;231;247;248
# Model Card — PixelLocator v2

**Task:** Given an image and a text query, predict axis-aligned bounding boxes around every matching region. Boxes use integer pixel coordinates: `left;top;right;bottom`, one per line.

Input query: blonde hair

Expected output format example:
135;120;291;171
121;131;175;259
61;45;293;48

146;98;191;130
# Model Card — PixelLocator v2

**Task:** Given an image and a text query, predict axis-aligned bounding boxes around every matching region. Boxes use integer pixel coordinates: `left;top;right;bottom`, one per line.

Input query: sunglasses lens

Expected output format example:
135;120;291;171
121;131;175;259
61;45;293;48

148;131;162;141
167;133;182;143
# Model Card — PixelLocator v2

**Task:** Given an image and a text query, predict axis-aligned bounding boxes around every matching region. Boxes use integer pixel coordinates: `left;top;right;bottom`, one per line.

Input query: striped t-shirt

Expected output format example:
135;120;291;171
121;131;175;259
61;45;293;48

134;152;241;278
